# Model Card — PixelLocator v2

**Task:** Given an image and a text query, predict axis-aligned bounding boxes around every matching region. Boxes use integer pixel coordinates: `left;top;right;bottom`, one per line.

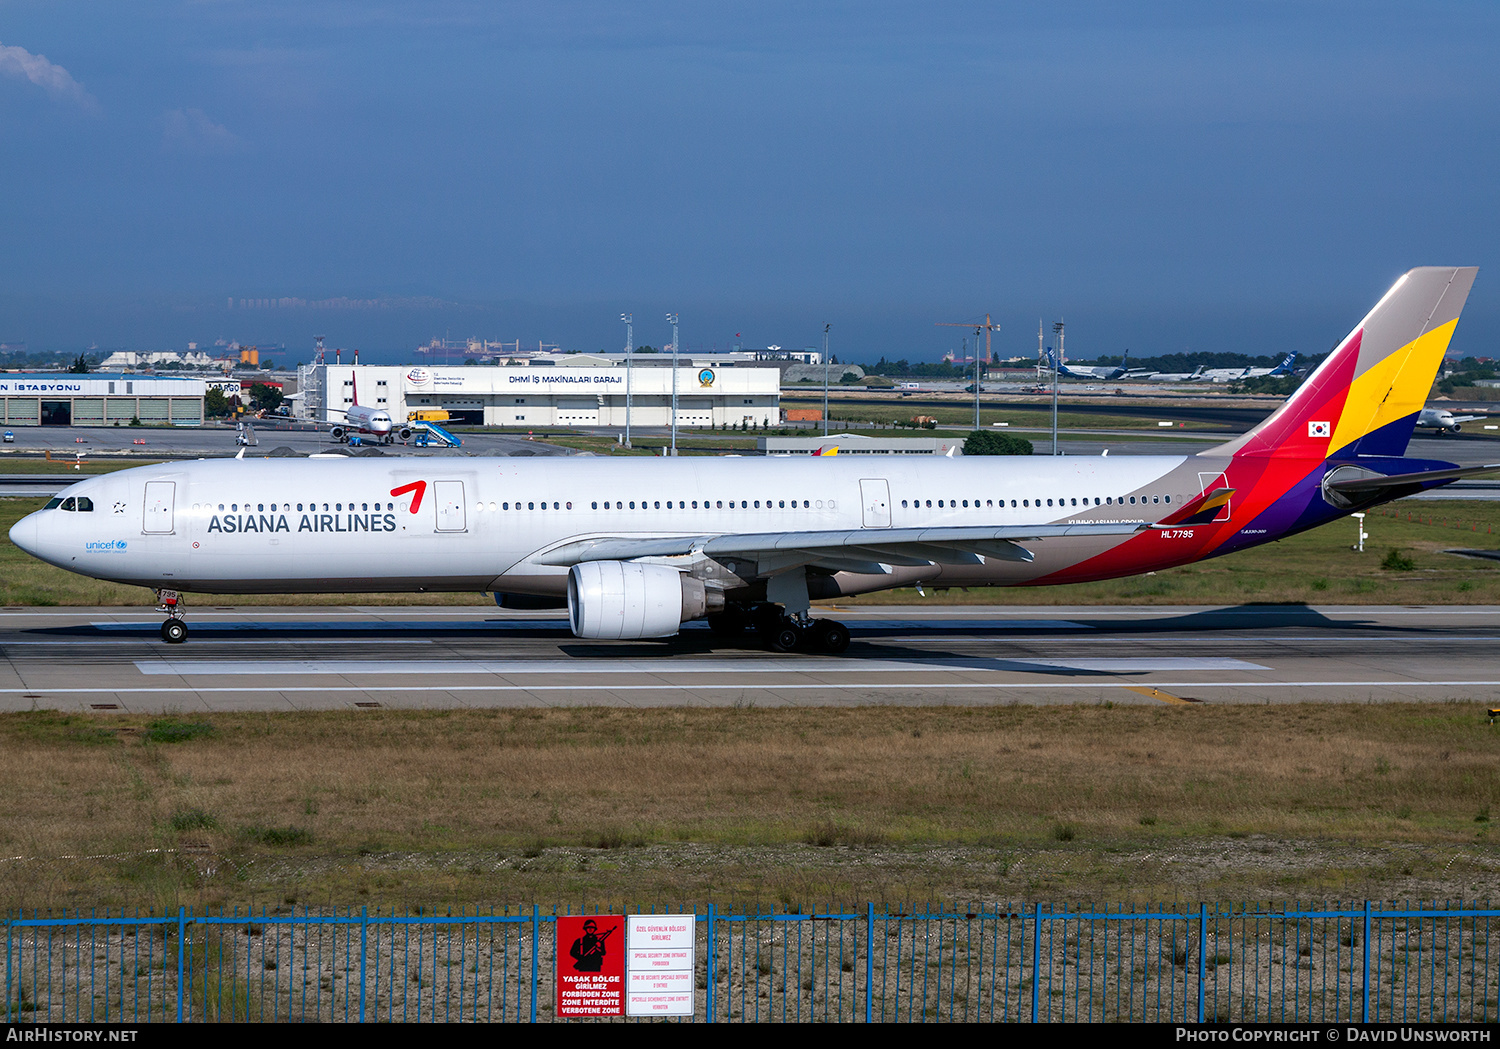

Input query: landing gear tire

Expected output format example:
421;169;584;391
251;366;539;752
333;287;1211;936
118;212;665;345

768;624;803;653
811;620;850;654
161;619;187;644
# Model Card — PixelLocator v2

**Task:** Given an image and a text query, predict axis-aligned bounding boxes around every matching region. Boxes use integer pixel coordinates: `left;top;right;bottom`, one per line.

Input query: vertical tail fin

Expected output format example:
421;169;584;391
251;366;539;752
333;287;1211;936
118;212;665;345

1212;267;1477;461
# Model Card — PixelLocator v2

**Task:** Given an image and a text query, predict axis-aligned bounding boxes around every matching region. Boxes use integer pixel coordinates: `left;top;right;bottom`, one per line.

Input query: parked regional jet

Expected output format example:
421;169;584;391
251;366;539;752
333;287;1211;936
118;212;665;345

1415;407;1487;434
11;268;1498;653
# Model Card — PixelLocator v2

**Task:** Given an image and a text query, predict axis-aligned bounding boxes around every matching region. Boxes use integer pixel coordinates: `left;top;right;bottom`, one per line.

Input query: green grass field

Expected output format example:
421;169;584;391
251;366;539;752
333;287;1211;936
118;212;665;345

779;395;1234;432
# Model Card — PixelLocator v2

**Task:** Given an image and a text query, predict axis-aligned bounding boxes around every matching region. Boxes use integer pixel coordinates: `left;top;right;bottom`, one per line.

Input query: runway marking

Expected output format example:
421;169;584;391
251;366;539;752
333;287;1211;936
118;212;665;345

1122;685;1199;705
9;639;435;647
130;656;1269;677
0;679;1497;698
87;620;560;632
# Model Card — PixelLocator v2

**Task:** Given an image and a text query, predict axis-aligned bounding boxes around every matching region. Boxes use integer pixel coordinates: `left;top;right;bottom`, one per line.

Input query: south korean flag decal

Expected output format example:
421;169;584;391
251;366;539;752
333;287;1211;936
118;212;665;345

1308;420;1331;438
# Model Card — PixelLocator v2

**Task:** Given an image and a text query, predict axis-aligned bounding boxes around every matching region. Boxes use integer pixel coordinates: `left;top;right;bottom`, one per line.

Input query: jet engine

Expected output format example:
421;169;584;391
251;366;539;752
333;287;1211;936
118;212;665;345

398;426;414;441
567;561;722;639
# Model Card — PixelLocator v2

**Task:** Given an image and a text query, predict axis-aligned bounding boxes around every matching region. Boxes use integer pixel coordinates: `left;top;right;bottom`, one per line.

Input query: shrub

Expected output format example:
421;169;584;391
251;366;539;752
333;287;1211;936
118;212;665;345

1380;548;1415;571
169;808;219;832
964;430;1034;456
144;719;214;744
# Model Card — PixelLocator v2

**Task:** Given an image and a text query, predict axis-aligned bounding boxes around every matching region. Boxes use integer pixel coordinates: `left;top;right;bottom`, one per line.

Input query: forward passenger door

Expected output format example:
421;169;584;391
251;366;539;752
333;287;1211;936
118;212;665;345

142;481;175;534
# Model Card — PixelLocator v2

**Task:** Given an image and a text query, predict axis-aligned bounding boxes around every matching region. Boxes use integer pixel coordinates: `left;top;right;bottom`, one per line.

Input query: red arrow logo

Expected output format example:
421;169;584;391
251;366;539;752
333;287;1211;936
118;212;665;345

390;480;427;513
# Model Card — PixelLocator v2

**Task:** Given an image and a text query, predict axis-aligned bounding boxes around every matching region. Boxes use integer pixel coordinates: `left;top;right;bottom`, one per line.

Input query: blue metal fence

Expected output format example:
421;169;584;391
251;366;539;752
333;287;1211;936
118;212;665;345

5;902;1496;1022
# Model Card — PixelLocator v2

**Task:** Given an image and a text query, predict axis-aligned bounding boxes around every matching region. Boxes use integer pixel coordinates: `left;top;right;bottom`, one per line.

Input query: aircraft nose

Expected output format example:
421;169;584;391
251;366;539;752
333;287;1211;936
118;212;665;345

9;512;39;558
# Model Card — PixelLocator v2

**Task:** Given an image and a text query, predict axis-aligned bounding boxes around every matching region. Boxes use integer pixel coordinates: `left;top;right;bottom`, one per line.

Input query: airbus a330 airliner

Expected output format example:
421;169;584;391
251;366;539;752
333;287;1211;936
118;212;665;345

11;268;1496;652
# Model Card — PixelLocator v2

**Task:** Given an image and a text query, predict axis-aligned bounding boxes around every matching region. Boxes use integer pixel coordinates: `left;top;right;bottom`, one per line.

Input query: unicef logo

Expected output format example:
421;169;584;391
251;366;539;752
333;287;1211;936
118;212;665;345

698;368;715;387
118;540;127;550
407;368;431;385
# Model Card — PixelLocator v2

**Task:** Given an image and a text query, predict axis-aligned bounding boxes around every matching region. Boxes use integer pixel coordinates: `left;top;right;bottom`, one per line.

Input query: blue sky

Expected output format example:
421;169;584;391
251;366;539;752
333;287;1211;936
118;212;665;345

1;1;1497;363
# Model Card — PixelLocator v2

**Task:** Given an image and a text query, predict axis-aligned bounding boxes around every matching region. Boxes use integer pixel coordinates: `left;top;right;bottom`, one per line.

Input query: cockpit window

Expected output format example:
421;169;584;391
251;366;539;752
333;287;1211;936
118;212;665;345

75;497;94;512
60;497;76;511
44;497;63;510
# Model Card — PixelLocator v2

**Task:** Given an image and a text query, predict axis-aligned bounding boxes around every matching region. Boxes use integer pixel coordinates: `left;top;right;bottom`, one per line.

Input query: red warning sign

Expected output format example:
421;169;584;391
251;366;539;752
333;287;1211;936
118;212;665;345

556;915;625;1017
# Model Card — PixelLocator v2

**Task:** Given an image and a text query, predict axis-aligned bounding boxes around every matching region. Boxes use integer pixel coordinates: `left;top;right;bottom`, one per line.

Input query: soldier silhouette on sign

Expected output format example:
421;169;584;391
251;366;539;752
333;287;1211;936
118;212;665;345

568;919;616;972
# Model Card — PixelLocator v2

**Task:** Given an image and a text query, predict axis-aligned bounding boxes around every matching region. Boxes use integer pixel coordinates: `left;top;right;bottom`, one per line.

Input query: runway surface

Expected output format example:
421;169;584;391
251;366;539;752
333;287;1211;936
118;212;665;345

1;604;1497;712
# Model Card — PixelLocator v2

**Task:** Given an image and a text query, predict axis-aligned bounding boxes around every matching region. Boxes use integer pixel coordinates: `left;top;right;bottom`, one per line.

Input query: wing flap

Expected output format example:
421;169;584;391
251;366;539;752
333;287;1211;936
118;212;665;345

532;522;1145;569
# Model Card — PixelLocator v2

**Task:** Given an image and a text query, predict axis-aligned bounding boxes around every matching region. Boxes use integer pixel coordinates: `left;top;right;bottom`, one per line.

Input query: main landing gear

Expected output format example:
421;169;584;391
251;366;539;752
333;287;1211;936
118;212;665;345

708;604;850;654
155;588;187;644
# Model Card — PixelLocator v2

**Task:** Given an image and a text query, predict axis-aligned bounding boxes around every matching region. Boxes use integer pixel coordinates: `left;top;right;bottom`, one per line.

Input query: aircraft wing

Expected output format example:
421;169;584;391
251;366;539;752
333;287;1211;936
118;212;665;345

534;521;1149;574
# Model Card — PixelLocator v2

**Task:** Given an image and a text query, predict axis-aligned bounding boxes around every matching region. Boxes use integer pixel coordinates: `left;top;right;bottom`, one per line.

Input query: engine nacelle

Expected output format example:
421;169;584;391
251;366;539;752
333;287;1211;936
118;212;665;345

567;561;721;639
398;426;414;441
330;425;347;440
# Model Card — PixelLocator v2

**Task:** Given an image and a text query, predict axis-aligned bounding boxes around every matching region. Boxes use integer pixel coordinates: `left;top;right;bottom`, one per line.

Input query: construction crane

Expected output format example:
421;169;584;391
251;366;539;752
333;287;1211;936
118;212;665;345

935;314;999;363
936;314;999;429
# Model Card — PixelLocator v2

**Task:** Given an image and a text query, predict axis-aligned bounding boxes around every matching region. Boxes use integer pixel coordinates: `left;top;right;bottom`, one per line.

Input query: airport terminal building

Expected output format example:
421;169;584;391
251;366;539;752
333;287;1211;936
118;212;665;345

0;374;206;427
299;363;781;429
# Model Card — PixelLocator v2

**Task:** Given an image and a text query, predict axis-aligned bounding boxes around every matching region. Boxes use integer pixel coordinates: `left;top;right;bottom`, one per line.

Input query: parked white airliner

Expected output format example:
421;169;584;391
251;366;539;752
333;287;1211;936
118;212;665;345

10;268;1496;653
326;376;412;445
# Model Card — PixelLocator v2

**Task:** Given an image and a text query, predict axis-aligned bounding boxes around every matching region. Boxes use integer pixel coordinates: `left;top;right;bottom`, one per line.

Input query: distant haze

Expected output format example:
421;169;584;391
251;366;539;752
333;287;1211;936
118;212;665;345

1;3;1496;362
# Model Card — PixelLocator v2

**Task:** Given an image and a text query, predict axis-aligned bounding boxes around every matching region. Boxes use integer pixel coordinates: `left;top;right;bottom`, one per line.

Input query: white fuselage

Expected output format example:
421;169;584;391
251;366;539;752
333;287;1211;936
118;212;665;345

10;454;1196;596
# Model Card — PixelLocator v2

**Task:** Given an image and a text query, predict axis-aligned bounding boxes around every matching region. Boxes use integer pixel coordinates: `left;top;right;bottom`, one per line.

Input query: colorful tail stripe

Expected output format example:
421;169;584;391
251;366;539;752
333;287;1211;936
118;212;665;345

1219;267;1477;462
1039;267;1477;584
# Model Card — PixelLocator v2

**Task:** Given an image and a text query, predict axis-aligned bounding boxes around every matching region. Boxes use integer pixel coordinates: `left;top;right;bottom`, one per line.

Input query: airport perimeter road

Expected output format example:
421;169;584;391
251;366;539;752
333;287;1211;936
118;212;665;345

1;604;1497;712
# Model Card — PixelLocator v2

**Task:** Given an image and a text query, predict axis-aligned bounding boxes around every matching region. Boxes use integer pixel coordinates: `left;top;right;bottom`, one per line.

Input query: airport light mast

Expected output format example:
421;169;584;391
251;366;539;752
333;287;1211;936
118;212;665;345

936;314;999;432
972;326;983;429
666;313;680;456
620;313;633;448
822;324;831;437
1052;320;1064;455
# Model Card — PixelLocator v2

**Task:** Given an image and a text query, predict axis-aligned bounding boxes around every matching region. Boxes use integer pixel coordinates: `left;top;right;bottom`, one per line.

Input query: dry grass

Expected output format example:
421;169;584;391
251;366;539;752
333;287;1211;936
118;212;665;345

1;704;1494;910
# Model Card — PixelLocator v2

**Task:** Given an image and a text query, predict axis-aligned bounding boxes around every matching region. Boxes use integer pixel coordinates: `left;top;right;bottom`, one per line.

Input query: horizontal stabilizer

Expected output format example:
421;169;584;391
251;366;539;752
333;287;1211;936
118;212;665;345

1324;463;1500;494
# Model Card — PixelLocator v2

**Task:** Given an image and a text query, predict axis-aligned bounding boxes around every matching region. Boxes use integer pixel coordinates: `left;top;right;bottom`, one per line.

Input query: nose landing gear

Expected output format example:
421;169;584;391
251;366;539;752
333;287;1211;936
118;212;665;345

155;589;188;644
